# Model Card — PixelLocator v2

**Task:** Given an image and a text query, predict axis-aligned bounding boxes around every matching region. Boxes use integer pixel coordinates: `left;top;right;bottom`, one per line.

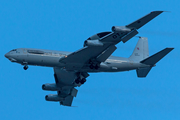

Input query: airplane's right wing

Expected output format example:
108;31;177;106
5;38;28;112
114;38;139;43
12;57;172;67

45;67;89;106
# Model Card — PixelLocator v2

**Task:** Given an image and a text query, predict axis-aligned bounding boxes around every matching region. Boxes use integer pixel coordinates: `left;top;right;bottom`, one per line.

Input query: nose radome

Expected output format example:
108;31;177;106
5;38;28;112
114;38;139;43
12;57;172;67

4;53;9;58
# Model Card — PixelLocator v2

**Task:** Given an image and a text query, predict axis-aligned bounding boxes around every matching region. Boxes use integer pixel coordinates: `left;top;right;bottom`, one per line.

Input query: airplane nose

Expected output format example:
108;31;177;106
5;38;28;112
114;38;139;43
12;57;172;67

4;53;9;58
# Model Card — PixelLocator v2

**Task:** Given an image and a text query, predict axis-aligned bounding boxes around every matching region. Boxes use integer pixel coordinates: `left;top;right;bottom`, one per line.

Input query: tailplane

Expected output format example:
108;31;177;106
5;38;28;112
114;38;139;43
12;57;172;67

137;47;174;77
140;48;174;65
129;37;149;61
136;67;152;77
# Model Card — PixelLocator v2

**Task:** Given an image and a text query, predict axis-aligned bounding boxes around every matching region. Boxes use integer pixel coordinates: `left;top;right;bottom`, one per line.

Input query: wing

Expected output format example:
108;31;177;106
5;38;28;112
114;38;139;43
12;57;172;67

52;67;89;106
101;11;163;43
59;11;163;70
126;11;163;29
59;45;117;69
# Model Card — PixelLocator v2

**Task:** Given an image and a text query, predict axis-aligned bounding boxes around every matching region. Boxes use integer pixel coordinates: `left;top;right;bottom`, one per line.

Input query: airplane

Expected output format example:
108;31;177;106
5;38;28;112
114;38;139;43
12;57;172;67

4;11;174;106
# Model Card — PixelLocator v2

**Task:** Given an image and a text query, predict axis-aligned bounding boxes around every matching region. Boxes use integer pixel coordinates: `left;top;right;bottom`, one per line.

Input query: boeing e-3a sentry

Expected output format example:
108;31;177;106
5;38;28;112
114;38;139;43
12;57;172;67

5;11;174;106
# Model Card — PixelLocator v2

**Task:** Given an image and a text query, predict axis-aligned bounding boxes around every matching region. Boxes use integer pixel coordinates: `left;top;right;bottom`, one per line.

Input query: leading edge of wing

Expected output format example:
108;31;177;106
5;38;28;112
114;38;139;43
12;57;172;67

126;11;164;30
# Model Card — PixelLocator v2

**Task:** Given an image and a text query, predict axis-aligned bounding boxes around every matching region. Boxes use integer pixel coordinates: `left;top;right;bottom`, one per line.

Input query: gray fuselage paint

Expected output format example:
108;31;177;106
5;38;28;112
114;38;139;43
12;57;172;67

5;48;149;72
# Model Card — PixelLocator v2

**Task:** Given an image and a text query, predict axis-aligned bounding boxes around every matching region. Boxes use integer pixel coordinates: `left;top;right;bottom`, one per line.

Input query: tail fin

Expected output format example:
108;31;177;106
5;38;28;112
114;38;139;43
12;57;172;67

137;47;174;77
129;37;149;61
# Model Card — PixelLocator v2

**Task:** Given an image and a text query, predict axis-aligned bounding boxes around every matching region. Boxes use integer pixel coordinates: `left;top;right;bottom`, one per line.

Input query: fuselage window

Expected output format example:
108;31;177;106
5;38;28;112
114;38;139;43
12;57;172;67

53;53;59;56
45;53;49;55
59;54;66;57
27;50;44;54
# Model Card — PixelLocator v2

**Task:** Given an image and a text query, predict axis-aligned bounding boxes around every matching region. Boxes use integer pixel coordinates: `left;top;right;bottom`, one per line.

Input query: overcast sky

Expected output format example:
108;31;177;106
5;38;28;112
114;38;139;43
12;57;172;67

1;0;180;120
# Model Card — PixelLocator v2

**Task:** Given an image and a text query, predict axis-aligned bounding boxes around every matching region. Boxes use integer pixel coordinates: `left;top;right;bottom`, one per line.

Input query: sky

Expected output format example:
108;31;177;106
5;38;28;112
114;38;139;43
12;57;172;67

0;0;180;120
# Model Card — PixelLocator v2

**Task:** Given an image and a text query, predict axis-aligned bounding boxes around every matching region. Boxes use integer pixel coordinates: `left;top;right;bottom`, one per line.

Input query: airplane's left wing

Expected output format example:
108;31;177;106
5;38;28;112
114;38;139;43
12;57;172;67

59;45;116;70
100;11;163;43
59;11;163;70
126;11;163;29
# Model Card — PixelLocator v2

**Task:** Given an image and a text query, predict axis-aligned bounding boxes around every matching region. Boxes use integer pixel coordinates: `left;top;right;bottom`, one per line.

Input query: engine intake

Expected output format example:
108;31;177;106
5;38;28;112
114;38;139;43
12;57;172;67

112;26;131;32
45;94;64;102
42;83;60;91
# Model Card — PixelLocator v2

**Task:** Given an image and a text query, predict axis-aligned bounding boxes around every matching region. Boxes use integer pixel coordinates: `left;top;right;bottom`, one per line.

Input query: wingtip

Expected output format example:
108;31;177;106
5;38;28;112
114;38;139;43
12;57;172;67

163;11;171;13
151;11;164;13
151;11;171;13
166;47;174;50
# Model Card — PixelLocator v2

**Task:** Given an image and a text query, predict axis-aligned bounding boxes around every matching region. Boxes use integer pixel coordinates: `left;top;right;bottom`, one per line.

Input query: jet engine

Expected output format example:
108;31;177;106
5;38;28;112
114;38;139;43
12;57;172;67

111;26;131;32
45;94;64;102
42;83;60;91
84;40;103;47
84;32;111;47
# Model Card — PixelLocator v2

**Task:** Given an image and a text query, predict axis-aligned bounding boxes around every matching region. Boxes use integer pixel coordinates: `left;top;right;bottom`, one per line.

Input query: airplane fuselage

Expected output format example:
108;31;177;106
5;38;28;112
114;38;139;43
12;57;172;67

5;48;149;72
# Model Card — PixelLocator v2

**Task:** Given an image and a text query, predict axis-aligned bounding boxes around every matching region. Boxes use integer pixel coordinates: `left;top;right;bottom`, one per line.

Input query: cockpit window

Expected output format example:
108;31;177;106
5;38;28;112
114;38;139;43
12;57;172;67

27;50;44;54
10;49;17;52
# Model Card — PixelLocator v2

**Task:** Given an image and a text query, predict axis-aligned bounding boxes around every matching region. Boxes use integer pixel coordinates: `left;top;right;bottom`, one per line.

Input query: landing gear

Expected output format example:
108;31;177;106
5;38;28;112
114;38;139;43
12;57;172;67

75;78;86;84
80;78;86;84
89;60;100;70
95;64;99;69
89;64;99;70
23;65;28;70
22;62;28;70
90;64;94;69
75;79;80;84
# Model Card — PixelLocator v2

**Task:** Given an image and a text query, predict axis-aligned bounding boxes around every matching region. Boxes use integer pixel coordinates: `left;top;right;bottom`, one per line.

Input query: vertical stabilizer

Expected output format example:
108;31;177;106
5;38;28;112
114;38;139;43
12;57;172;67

129;37;149;61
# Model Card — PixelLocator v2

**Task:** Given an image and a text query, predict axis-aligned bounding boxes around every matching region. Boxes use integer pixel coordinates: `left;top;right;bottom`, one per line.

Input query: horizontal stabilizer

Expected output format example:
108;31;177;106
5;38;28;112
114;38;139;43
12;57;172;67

140;48;174;65
136;67;152;77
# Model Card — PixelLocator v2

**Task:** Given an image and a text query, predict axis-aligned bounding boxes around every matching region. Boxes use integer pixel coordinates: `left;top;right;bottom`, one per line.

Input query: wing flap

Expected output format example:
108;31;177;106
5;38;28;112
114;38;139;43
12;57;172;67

121;29;138;43
96;45;117;62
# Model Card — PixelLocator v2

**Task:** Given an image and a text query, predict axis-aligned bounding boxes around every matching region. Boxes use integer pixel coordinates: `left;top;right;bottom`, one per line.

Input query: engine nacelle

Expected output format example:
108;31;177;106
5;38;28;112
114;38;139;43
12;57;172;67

84;40;103;47
112;26;131;32
42;83;60;91
45;94;64;102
